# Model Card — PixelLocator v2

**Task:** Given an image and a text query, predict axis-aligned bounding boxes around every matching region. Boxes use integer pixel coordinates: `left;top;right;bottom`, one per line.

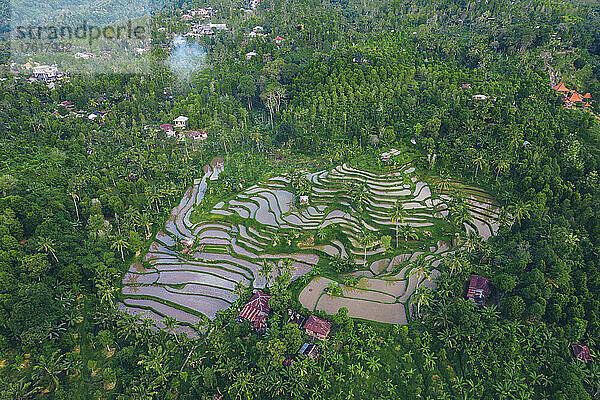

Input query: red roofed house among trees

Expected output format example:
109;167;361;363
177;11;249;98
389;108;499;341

569;92;584;103
239;291;271;332
304;315;332;341
275;36;284;45
160;123;174;132
571;343;593;362
553;82;570;93
466;275;491;305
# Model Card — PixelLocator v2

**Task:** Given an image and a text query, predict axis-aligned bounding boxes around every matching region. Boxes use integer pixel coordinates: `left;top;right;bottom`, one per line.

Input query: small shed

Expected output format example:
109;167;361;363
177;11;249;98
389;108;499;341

572;344;593;362
466;275;491;305
298;342;319;359
299;195;309;205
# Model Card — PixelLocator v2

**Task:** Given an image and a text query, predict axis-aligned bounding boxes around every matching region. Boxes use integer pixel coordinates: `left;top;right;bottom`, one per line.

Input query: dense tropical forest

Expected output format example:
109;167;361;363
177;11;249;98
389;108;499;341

0;0;600;398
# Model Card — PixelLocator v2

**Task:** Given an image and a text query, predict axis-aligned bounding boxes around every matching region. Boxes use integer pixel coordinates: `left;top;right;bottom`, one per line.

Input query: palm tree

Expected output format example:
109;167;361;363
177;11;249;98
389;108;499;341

145;186;162;212
68;192;80;221
163;316;178;335
390;201;406;248
259;261;274;287
233;281;246;300
37;237;58;262
97;281;118;309
399;225;418;243
358;230;376;266
445;252;466;278
409;255;431;283
508;200;531;227
434;176;452;193
411;286;433;317
33;351;65;391
471;152;487;178
111;234;130;262
495;158;510;181
140;212;153;239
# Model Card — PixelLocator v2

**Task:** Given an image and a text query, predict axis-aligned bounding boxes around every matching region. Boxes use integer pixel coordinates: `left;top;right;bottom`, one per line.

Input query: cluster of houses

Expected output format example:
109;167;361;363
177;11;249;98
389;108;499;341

238;291;333;361
159;116;208;141
185;22;228;37
176;7;229;37
52;100;107;121
553;82;594;109
181;7;217;21
9;63;66;87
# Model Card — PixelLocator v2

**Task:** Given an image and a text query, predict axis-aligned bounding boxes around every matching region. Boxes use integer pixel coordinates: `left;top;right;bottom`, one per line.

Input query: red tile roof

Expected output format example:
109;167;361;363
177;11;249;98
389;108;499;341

553;82;569;92
569;92;584;103
572;344;593;362
239;291;271;323
467;275;491;299
583;92;592;99
304;315;332;337
160;123;174;132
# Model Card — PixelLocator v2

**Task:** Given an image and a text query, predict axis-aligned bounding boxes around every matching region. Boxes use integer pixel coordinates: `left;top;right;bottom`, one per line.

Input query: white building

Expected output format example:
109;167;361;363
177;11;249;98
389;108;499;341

174;116;189;129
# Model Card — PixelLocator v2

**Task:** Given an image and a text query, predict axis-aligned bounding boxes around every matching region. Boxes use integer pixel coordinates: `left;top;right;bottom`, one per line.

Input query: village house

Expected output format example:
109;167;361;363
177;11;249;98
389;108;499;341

59;101;74;112
74;52;94;59
553;82;594;109
180;130;208;141
174;116;189;130
246;51;257;60
275;35;284;45
160;123;176;137
304;315;332;341
238;291;271;332
466;274;492;305
299;195;309;205
298;342;320;359
32;65;62;82
571;343;593;362
210;23;228;31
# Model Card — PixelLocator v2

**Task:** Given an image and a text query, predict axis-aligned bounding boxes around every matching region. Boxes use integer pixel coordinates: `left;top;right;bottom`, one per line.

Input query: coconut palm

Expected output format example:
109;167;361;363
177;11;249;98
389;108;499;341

111;234;130;262
495;158;510;181
411;286;433;317
68;192;80;221
445;252;466;278
399;225;418;243
409;255;431;283
390;200;406;247
508;200;532;227
471;152;487;178
33;351;65;391
358;230;376;266
140;212;153;239
37;237;58;262
259;260;274;286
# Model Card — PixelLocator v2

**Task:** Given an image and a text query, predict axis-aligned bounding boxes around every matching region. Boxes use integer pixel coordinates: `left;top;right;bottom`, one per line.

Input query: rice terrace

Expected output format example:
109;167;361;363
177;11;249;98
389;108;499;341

120;151;505;335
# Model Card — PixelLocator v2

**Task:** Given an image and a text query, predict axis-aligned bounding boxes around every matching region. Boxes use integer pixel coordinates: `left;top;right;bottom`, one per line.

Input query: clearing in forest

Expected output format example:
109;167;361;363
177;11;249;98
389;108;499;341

120;156;503;334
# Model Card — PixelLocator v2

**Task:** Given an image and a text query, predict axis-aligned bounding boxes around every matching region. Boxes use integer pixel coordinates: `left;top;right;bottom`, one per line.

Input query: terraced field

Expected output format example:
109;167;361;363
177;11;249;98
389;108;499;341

121;156;503;331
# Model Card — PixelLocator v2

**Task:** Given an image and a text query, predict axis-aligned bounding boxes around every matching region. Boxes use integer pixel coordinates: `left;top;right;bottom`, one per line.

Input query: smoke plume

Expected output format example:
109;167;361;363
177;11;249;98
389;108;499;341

166;35;207;81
